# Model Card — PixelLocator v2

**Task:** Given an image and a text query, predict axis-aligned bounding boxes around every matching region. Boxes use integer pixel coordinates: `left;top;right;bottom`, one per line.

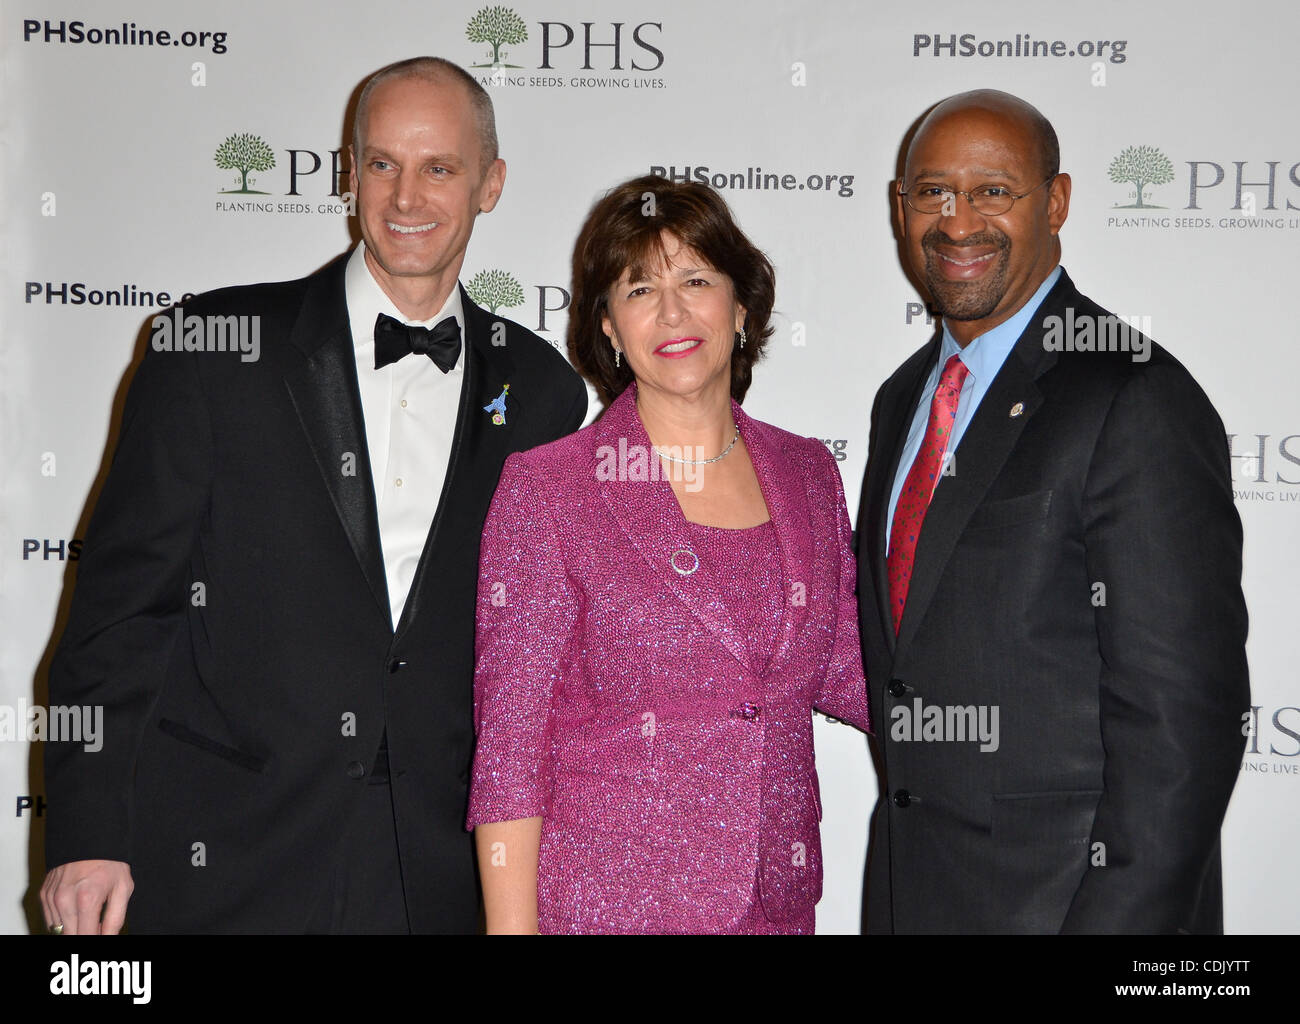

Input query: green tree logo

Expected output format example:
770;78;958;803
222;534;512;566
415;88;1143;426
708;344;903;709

215;133;276;194
467;269;525;314
467;5;528;68
1108;145;1174;209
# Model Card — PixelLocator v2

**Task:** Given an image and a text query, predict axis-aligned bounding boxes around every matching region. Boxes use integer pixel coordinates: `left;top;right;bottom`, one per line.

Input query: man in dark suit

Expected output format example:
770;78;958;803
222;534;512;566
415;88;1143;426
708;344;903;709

39;57;587;934
856;89;1249;934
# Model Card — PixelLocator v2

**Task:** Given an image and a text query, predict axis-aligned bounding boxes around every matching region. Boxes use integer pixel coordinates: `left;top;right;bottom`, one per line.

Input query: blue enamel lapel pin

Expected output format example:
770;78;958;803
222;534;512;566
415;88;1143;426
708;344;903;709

484;384;510;425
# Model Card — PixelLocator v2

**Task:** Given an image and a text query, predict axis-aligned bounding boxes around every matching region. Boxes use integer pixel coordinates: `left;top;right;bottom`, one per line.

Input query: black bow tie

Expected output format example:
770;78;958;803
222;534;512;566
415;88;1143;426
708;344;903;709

373;312;461;372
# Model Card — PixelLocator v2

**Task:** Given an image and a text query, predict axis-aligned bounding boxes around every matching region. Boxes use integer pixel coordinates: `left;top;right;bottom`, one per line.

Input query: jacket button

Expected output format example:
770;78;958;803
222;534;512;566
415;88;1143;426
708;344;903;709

888;679;907;698
388;658;406;674
346;761;366;780
737;702;761;721
893;789;912;808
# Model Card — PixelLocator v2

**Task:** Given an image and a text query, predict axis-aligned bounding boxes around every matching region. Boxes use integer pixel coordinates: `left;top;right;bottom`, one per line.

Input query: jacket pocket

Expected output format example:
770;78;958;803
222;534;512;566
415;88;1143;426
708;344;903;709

157;717;268;774
965;489;1054;531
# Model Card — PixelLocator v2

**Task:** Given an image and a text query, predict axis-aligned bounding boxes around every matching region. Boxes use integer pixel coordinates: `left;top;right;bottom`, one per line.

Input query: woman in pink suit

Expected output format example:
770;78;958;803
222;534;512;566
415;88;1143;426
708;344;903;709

466;175;870;933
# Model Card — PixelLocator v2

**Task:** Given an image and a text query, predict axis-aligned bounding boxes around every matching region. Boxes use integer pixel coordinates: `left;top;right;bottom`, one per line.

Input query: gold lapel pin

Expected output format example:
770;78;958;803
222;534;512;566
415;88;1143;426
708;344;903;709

1009;402;1024;418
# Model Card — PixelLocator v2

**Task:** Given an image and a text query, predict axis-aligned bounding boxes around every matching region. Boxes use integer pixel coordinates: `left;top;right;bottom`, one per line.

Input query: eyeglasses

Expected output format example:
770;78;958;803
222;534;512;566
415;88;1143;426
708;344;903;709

898;175;1056;216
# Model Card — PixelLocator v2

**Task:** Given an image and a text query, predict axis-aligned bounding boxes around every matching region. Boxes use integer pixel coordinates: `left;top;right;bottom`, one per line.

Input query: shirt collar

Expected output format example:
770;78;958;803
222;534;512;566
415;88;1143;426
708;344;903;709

940;264;1063;378
345;241;465;352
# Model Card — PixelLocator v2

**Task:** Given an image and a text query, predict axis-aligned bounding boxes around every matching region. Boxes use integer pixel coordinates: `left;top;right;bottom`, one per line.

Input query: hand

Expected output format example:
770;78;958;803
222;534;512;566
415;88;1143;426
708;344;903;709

41;860;134;935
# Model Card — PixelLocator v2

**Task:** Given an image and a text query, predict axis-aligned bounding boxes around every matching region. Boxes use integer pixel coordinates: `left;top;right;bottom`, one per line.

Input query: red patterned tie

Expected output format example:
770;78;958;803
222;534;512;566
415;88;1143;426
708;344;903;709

886;353;969;633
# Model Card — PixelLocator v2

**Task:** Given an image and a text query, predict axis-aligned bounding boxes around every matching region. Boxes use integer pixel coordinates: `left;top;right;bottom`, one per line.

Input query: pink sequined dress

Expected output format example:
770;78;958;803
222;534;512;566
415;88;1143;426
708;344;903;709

688;519;808;934
466;384;871;933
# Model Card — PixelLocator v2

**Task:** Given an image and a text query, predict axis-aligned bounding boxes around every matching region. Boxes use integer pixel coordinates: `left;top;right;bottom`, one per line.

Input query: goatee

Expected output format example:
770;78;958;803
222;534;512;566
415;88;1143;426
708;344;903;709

921;227;1010;321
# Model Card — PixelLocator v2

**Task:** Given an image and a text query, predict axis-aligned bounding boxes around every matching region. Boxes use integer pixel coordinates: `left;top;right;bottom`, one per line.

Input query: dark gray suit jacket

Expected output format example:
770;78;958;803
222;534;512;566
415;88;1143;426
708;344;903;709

856;268;1248;934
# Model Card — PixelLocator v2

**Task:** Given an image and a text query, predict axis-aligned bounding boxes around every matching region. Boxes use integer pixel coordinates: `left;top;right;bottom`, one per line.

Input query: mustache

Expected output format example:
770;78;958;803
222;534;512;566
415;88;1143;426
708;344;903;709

921;227;1009;252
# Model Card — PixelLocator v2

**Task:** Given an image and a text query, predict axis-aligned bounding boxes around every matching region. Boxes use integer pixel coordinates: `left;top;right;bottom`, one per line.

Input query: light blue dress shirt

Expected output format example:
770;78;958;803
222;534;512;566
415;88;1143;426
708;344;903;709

885;266;1062;552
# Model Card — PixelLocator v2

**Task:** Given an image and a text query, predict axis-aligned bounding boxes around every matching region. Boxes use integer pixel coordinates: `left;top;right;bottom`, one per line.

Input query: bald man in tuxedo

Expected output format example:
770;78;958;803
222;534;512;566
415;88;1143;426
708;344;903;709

42;56;586;934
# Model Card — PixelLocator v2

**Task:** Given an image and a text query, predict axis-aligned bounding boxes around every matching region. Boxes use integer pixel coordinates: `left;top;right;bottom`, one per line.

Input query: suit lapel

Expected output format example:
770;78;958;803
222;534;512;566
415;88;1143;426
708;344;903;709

282;255;391;626
744;413;812;675
892;272;1072;659
393;285;519;640
596;385;811;677
892;354;1042;656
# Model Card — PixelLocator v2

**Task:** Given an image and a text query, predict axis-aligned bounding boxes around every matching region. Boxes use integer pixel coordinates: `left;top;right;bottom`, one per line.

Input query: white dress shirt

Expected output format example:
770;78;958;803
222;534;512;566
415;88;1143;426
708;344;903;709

345;242;464;629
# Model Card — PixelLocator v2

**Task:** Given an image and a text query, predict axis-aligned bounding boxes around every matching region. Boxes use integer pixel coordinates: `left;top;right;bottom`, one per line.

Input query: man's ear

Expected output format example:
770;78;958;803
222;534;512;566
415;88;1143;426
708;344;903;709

893;178;908;238
478;158;507;214
1047;172;1071;236
348;145;359;198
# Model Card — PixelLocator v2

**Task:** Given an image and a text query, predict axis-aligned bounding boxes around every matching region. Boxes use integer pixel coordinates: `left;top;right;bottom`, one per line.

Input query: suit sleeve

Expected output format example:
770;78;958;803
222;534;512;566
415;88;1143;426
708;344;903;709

44;344;213;867
812;446;872;735
465;452;579;829
556;374;588;436
1061;361;1249;933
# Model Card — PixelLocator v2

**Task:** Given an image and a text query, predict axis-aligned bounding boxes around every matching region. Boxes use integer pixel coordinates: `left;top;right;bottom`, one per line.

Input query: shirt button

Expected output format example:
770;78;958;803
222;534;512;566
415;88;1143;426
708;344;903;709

400;399;408;408
395;478;403;487
893;789;912;808
346;761;366;780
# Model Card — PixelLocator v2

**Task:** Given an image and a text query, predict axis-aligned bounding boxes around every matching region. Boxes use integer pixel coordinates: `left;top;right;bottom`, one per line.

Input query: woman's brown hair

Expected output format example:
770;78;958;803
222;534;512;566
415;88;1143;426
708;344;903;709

567;175;776;407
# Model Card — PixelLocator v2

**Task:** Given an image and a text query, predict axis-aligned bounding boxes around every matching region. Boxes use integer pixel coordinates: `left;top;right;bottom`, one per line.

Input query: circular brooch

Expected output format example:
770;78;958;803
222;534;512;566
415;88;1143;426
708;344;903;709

670;549;699;576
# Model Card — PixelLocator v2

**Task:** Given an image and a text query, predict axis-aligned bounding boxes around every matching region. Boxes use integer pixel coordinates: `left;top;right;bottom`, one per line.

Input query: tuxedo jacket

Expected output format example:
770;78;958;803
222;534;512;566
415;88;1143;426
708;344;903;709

44;251;588;933
856;269;1249;934
465;384;870;931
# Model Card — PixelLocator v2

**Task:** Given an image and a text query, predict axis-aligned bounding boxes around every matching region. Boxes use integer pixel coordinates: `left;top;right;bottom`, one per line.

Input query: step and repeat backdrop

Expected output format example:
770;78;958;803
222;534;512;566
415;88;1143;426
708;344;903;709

2;1;1295;934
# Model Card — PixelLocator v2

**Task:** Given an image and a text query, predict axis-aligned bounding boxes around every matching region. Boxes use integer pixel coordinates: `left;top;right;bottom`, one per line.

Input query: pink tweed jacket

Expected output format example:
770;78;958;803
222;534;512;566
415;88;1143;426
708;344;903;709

466;383;870;933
